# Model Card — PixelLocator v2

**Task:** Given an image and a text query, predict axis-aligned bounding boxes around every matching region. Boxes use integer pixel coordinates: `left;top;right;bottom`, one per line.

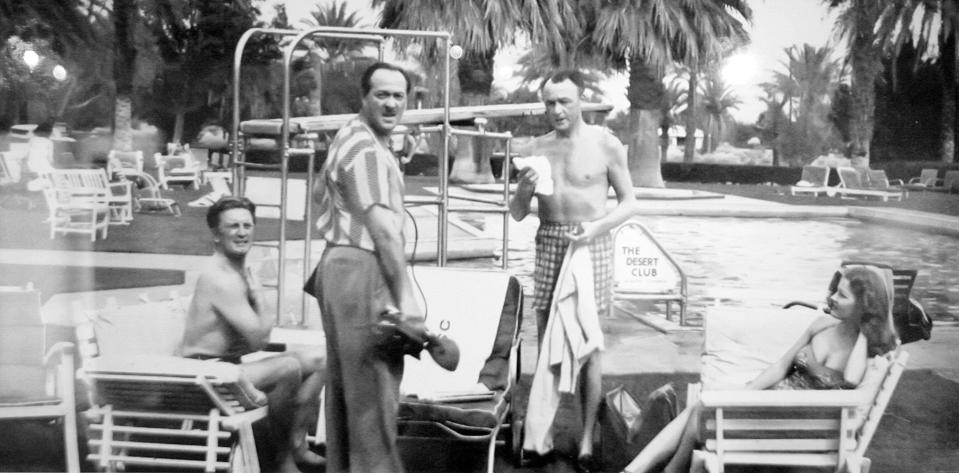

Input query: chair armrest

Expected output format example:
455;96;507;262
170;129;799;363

889;178;905;186
699;389;868;408
44;341;77;368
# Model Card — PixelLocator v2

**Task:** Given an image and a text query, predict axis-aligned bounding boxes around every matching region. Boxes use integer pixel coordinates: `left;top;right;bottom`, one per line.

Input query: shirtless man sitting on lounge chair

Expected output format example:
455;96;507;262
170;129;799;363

181;196;323;473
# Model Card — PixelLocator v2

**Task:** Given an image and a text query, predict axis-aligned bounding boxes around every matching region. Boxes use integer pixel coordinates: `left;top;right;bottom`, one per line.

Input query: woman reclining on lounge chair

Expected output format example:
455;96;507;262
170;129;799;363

620;265;899;473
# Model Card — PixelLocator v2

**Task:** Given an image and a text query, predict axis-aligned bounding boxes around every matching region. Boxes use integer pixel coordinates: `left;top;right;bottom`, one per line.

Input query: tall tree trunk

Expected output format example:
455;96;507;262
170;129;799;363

701;115;713;154
173;112;185;144
449;48;496;184
626;55;665;187
848;0;882;168
112;0;136;152
683;70;698;163
944;33;958;163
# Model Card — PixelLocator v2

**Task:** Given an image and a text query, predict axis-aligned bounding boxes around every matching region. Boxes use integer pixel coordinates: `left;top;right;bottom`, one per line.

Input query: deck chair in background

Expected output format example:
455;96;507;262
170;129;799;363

106;149;144;177
903;168;942;192
155;151;203;190
124;170;182;216
47;168;135;224
76;296;269;472
396;267;525;472
41;186;111;241
930;170;959;194
0;283;81;473
865;169;908;197
835;167;903;201
790;165;832;196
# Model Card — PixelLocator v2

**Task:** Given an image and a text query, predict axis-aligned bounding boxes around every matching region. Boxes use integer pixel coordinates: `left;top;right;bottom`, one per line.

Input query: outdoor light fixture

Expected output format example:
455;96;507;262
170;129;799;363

22;50;39;70
52;65;67;81
449;44;463;59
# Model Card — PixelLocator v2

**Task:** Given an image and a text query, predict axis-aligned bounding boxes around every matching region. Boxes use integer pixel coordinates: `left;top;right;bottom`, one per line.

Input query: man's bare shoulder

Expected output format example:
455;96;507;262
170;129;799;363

194;259;243;296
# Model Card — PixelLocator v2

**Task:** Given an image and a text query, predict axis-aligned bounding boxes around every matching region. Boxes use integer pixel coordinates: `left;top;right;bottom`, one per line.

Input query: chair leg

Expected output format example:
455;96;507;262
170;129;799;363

63;412;81;473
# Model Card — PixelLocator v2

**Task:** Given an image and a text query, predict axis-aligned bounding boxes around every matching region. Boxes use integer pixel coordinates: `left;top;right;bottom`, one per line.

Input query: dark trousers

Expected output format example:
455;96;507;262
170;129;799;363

315;245;404;473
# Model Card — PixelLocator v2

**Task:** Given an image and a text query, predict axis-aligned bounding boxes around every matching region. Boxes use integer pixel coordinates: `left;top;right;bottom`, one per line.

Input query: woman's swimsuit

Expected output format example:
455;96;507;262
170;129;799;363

773;345;856;390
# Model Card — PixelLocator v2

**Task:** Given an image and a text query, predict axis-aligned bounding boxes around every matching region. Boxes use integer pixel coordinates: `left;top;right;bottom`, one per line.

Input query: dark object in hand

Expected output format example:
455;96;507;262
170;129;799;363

372;307;460;371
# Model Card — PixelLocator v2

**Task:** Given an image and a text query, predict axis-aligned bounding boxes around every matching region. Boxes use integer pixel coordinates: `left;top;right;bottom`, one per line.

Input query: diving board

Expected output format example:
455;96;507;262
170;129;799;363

239;102;614;136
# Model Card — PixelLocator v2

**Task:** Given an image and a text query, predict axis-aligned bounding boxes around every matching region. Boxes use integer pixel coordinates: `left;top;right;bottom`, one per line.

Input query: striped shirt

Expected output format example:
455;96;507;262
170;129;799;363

315;118;405;252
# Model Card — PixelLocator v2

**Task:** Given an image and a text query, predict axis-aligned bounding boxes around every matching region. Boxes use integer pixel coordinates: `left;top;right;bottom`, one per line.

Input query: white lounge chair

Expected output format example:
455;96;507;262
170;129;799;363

835;167;903;201
694;349;908;473
76;297;269;473
106;149;144;176
902;168;942;192
46;168;135;224
155;151;203;190
0;283;81;472
790;165;832;197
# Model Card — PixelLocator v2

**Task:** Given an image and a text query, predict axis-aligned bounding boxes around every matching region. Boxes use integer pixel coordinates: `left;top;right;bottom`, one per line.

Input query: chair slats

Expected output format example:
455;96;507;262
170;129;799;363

705;418;841;431
89;423;231;439
87;454;230;471
706;438;840;452
90;439;231;454
718;452;839;467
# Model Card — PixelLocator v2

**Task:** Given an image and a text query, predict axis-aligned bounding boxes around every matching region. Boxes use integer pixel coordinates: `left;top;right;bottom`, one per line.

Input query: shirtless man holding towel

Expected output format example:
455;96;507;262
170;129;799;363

509;69;637;471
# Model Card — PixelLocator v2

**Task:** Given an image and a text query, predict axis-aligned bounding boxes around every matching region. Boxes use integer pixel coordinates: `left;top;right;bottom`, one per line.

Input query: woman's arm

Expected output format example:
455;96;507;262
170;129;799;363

746;316;838;390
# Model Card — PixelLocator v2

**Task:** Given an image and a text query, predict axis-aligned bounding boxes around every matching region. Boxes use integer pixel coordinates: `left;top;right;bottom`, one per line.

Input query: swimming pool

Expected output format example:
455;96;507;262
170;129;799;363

450;215;959;326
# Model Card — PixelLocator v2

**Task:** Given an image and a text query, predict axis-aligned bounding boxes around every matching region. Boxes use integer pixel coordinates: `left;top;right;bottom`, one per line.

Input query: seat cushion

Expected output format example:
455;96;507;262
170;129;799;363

398;389;508;431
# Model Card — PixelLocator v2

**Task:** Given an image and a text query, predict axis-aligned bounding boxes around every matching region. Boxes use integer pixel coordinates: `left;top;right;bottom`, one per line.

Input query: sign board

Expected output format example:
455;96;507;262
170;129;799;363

613;223;682;295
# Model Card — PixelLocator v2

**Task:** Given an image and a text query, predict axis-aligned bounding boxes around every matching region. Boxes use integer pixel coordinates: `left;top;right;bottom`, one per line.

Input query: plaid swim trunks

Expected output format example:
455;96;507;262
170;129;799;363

532;221;613;316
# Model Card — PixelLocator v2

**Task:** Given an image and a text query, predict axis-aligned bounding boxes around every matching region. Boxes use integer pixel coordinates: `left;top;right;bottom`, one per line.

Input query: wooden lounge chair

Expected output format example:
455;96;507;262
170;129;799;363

155;151;203;190
902;168;942;192
46;168;134;224
106;150;144;176
0;283;81;473
76;297;269;473
790;165;832;196
835;167;903;202
694;348;908;473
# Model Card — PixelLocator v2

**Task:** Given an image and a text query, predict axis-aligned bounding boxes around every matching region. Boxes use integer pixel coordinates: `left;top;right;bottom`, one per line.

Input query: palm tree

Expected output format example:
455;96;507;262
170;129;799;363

593;0;751;187
829;0;885;167
113;0;136;151
298;1;372;116
874;0;958;163
698;73;742;153
374;0;527;183
762;44;844;163
301;2;371;61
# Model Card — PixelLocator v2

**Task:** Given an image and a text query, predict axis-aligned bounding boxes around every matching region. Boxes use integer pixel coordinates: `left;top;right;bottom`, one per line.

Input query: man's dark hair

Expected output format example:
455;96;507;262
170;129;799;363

539;69;586;94
206;196;256;230
361;62;412;96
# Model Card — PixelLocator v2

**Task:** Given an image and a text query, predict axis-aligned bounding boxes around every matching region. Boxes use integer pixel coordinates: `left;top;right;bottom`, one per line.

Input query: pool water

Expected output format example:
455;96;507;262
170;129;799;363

450;216;959;326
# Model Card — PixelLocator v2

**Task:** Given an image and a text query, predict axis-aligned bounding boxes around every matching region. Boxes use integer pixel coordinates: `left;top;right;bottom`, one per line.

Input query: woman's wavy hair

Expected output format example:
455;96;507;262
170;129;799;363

832;266;899;356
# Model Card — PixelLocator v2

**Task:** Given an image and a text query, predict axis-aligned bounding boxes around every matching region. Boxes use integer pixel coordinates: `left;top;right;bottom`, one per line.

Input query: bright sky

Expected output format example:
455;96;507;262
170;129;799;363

275;0;840;124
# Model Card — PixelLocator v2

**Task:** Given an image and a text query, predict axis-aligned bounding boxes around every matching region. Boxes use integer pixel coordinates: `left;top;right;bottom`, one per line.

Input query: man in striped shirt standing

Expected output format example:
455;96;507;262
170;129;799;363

308;62;419;473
